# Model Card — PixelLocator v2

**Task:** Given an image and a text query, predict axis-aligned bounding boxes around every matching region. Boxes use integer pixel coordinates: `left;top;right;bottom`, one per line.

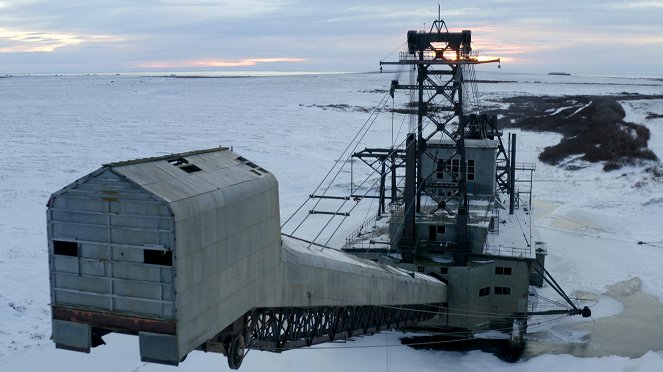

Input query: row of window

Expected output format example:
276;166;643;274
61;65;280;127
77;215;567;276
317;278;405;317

495;266;512;275
479;286;512;297
52;240;173;266
416;265;511;276
436;159;475;181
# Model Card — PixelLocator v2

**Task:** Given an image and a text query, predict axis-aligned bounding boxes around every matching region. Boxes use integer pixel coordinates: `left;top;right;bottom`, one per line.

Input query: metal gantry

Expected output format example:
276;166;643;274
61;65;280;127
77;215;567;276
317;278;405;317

379;16;504;245
205;304;439;369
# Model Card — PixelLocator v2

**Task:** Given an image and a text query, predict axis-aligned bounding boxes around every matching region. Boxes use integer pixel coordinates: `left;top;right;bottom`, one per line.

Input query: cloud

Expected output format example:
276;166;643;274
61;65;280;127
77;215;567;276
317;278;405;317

0;28;122;53
136;57;308;69
609;1;663;9
0;1;662;75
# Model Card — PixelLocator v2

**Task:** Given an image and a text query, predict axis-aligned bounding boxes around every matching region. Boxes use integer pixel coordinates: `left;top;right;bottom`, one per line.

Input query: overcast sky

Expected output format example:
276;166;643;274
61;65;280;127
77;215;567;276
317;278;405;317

1;0;662;76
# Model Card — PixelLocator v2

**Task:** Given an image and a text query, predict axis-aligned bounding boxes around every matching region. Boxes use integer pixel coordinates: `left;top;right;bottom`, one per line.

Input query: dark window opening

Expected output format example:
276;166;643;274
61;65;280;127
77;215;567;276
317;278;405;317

144;249;173;266
53;240;78;257
168;157;201;173
479;287;490;297
495;266;512;275
451;159;460;179
436;159;445;179
430;225;445;241
467;159;475;181
417;265;425;273
440;267;448;274
494;286;511;295
250;169;262;176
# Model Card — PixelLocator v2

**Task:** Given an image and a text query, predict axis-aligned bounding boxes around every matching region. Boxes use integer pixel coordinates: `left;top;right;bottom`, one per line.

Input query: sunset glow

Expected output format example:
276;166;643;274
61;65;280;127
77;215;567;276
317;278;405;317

0;1;660;75
137;57;308;69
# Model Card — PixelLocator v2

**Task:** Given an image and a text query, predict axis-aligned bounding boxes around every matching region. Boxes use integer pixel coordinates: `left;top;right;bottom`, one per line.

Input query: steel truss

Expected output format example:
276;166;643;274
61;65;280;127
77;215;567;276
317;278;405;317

249;304;436;351
212;304;440;369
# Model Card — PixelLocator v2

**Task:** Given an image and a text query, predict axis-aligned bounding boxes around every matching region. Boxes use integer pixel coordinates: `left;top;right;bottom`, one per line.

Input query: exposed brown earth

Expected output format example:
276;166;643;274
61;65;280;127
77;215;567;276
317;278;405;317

484;94;663;171
309;93;663;172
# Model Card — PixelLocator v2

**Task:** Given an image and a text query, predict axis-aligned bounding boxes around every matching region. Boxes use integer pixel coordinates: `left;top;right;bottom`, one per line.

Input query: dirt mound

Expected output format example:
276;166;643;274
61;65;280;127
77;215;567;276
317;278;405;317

486;94;663;171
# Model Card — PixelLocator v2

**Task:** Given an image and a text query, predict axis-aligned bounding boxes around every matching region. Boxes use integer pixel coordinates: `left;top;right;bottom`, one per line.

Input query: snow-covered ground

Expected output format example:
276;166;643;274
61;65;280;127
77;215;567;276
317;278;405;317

1;71;662;371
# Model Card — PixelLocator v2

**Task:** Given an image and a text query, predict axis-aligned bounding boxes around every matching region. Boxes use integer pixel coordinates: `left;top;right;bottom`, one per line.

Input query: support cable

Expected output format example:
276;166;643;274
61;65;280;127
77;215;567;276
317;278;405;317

283;91;392;232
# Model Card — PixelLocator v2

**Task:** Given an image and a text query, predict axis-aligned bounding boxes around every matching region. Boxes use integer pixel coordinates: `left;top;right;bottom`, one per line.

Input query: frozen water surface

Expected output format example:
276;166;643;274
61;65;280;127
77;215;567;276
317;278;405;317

1;71;662;370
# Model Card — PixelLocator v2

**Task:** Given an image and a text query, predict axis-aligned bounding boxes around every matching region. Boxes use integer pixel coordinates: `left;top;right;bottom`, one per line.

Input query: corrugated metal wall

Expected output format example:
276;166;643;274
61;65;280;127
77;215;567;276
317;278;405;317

171;173;282;357
48;169;176;319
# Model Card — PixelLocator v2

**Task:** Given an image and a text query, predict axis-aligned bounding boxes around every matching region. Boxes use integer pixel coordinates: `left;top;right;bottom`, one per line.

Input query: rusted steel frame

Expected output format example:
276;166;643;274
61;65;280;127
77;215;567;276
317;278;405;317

52;306;176;335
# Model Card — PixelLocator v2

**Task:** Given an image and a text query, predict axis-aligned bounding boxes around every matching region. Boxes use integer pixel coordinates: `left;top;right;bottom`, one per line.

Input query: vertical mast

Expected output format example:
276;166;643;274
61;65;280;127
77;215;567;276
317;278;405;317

381;13;500;251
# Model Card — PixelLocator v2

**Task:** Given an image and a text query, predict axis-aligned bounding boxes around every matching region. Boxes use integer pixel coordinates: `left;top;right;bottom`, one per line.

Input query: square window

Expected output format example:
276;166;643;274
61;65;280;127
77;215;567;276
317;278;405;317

53;240;78;257
144;249;173;266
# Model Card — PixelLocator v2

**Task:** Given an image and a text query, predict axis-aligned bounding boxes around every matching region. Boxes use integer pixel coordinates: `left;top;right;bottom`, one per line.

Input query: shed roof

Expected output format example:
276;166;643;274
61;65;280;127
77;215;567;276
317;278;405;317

108;147;274;204
51;147;278;221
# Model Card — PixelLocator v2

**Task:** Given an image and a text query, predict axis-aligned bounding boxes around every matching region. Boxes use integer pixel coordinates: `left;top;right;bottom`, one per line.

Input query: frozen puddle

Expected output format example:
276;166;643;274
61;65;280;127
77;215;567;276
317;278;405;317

525;277;663;358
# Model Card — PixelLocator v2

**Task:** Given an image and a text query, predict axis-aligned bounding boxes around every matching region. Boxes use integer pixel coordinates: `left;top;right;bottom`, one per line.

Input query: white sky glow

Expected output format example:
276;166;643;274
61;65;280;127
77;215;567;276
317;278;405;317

0;0;661;76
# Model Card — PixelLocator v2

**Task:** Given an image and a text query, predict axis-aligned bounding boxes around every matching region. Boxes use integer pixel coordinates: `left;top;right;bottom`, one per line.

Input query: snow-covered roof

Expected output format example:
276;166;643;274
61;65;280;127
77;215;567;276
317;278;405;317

282;235;443;284
427;138;498;149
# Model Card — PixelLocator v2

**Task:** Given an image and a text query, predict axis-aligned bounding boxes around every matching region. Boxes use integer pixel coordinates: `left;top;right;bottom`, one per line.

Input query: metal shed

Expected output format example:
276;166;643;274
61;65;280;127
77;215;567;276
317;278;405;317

48;147;281;363
48;147;446;366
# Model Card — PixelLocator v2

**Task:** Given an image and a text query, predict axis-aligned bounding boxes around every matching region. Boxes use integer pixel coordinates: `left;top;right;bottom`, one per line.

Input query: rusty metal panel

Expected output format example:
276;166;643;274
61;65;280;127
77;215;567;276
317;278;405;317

52;306;176;334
